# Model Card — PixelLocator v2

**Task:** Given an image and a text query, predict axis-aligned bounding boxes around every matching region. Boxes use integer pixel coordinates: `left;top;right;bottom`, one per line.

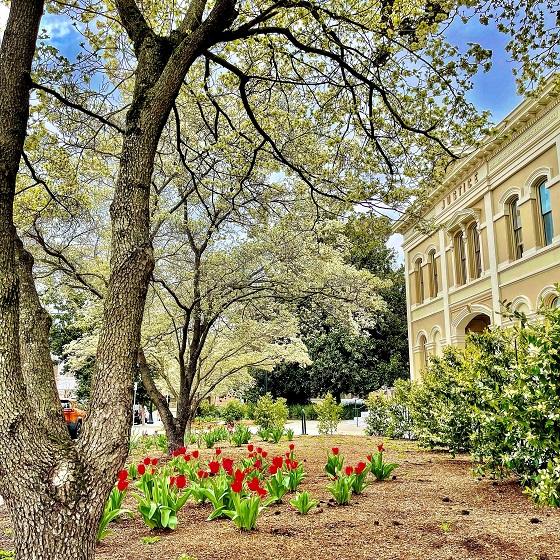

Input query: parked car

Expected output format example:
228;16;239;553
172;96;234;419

60;399;86;439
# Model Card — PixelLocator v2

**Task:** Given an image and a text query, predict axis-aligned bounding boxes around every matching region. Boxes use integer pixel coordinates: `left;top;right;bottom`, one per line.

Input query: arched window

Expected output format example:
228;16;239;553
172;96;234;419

538;180;553;246
551;296;560;309
428;250;438;298
432;329;442;356
454;231;467;285
468;223;482;279
509;197;523;259
415;258;424;304
419;334;428;369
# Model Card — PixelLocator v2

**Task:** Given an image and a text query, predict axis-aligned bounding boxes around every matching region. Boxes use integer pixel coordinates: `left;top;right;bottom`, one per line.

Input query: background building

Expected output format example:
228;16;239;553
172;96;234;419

395;76;560;380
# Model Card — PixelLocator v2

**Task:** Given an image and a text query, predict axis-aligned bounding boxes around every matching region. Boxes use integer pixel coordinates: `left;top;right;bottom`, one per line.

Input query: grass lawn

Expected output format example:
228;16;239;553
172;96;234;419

1;436;559;559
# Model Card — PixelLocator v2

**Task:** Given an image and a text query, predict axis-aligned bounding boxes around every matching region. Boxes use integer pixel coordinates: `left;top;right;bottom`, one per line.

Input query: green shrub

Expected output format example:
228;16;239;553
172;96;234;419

288;404;317;420
474;303;560;488
197;400;219;419
365;380;414;439
314;393;343;435
253;393;288;431
365;392;390;436
220;399;248;423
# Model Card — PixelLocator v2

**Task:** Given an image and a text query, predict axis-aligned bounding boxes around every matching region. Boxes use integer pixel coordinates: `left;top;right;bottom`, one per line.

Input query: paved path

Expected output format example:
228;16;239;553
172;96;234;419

285;419;367;436
132;418;368;437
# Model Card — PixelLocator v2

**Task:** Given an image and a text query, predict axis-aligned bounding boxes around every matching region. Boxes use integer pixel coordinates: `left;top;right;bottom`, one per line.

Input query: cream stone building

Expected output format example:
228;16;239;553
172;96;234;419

395;76;560;380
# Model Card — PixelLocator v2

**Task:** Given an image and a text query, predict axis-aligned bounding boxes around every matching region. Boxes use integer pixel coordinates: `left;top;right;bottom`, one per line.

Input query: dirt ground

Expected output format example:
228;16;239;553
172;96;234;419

1;436;559;560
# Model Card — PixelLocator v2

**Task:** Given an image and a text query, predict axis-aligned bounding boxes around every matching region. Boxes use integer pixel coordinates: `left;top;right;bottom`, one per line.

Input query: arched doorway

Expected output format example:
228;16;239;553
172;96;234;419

465;313;491;334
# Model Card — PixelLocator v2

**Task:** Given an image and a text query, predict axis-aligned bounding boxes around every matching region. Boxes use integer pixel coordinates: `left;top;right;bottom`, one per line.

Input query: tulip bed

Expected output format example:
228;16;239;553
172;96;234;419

102;442;395;536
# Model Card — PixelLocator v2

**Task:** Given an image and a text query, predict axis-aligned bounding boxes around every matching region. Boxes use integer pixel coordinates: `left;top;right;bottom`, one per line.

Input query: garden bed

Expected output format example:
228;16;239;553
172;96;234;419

1;436;559;560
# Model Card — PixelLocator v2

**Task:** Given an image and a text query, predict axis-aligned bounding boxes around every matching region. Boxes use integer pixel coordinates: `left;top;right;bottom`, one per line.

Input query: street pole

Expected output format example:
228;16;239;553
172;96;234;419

132;381;138;426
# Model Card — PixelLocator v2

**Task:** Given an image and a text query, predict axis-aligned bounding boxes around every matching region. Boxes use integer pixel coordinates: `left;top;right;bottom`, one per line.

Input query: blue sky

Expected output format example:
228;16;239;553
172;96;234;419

1;9;524;264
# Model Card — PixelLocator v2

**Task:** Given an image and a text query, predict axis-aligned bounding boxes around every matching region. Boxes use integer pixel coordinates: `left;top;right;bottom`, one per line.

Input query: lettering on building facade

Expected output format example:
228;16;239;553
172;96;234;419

440;170;480;212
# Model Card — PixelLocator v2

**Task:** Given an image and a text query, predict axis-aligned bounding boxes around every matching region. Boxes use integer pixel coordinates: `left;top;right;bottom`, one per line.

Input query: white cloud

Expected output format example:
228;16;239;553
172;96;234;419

42;15;74;40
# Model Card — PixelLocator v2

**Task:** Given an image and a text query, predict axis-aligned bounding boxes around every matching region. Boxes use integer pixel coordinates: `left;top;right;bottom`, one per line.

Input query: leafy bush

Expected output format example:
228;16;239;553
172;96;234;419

314;393;343;435
365;380;414;439
253;393;288;431
220;399;248;423
196;400;220;419
473;304;560;491
389;298;560;507
288;403;317;420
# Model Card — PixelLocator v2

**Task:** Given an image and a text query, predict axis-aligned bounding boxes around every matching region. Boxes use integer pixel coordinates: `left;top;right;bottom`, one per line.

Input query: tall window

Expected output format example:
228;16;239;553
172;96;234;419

509;197;523;259
428;250;438;298
419;334;428;369
538;180;553;246
454;232;467;285
415;258;424;304
468;223;482;279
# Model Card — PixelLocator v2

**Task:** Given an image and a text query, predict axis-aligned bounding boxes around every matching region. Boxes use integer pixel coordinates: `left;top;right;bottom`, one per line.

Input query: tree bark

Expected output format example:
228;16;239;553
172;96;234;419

15;237;68;437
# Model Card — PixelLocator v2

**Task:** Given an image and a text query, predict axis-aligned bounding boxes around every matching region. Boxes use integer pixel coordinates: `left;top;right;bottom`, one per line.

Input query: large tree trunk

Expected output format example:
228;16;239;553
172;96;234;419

6;450;108;560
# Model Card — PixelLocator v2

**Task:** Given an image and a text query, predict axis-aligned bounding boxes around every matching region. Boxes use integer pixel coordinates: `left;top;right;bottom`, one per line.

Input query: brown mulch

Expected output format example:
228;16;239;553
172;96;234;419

1;436;559;560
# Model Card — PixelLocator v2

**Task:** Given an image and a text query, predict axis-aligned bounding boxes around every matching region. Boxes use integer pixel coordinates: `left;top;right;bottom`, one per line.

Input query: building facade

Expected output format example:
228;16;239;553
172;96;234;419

395;76;560;380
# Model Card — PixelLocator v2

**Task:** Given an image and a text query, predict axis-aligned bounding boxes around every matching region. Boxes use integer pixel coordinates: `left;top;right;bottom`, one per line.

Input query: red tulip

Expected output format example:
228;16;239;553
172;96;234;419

261;450;268;459
137;464;146;475
117;479;129;492
345;466;354;476
234;469;245;481
151;458;158;466
356;461;367;475
248;444;254;452
215;448;222;455
256;486;267;498
272;456;283;468
290;460;298;470
208;460;220;475
231;479;243;493
117;469;128;481
332;447;339;455
256;447;263;454
176;475;187;489
377;443;385;453
268;464;278;475
143;457;151;465
184;454;191;462
247;477;260;492
179;446;186;454
222;458;234;472
289;443;295;451
192;450;199;459
254;459;262;470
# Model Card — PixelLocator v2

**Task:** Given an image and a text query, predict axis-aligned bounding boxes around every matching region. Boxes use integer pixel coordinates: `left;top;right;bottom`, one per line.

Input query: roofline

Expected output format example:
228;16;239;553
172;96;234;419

392;73;560;235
